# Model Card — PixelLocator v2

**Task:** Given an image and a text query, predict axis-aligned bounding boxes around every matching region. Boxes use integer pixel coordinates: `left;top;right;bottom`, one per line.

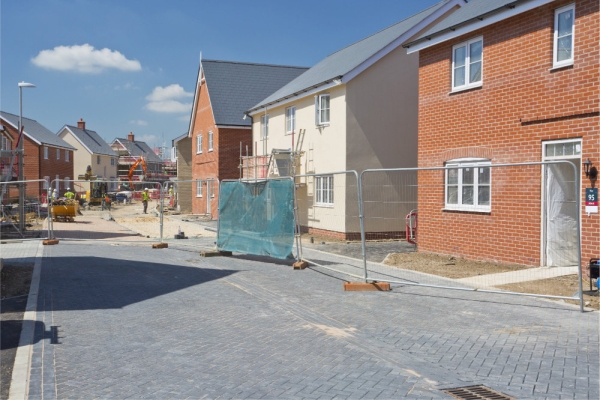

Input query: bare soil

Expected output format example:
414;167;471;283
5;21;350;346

1;264;34;399
499;275;599;310
383;252;529;279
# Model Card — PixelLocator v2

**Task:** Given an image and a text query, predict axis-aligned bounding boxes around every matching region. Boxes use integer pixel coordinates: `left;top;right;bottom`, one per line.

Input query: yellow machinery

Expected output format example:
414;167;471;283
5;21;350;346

77;165;108;205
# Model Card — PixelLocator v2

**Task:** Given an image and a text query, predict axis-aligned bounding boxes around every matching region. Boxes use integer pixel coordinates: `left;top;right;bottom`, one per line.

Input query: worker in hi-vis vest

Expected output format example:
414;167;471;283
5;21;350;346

64;188;75;199
142;188;150;214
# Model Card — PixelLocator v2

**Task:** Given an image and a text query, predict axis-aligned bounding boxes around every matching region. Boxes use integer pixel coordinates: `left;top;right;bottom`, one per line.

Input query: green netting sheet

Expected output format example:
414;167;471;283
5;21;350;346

217;180;295;259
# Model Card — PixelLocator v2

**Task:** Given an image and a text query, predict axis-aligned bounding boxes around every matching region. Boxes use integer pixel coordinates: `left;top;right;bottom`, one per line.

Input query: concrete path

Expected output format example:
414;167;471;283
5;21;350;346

458;266;578;286
11;240;598;399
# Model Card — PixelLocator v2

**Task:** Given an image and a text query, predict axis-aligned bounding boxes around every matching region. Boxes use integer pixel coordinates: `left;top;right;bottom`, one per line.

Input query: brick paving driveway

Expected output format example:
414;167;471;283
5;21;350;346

28;242;598;399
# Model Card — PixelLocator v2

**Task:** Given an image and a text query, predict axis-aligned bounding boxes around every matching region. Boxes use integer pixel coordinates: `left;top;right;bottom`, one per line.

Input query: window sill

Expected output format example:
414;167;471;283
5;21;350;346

442;207;491;214
449;84;482;95
550;62;573;72
196;195;203;198
208;149;213;152
314;203;334;208
316;124;330;128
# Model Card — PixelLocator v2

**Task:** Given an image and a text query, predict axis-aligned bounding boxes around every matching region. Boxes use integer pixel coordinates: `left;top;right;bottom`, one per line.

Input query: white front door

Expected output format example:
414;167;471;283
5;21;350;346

542;140;581;267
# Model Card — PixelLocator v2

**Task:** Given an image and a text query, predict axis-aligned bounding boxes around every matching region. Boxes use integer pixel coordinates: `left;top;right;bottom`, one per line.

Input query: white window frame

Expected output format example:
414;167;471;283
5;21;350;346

451;36;483;91
261;114;269;139
56;148;60;160
196;134;203;154
445;159;491;212
315;94;330;126
111;157;115;166
208;131;213;152
196;180;203;197
1;136;9;151
44;146;49;160
285;106;296;134
315;175;334;206
209;180;215;198
553;4;575;68
65;150;69;162
542;138;581;160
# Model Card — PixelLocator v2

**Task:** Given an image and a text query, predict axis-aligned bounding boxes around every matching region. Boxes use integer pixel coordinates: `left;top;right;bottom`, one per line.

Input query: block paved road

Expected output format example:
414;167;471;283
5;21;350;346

27;241;598;399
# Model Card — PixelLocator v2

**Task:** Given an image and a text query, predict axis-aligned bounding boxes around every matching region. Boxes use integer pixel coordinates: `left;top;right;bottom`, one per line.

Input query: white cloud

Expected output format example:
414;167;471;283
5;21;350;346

137;134;158;144
145;84;193;102
130;120;148;126
144;84;193;113
31;44;141;73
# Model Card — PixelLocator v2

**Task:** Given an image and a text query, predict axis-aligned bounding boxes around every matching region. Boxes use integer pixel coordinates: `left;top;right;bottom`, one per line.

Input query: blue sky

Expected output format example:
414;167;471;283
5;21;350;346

1;0;441;150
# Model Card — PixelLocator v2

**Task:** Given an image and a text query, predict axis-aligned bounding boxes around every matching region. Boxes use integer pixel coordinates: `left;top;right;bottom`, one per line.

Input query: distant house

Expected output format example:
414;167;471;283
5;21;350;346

187;59;308;217
0;111;76;200
245;0;460;239
110;132;164;186
1;124;15;182
57;118;118;192
404;0;599;266
172;132;192;213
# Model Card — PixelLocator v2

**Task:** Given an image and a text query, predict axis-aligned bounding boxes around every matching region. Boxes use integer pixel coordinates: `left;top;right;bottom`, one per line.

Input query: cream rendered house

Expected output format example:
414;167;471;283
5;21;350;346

57;119;118;192
246;0;461;239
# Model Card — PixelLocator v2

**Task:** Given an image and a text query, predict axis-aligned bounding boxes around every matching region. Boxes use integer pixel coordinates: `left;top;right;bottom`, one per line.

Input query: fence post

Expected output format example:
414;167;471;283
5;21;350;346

358;171;368;282
160;182;165;243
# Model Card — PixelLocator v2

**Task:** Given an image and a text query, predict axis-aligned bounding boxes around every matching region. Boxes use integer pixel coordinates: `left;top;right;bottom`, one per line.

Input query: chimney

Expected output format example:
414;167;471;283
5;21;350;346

77;118;85;130
128;132;134;142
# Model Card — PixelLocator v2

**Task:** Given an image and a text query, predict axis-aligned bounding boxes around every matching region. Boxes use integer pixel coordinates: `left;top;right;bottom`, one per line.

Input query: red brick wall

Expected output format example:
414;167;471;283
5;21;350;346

417;0;599;266
39;144;74;196
190;81;253;218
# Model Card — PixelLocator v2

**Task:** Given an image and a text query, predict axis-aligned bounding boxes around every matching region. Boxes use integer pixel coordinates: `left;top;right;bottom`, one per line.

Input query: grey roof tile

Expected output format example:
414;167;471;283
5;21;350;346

112;138;163;163
61;125;117;156
411;0;527;44
201;60;308;127
248;0;450;112
0;111;76;150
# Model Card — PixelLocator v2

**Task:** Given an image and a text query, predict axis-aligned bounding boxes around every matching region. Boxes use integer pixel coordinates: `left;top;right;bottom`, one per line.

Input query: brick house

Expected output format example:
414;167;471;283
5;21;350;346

404;0;599;267
1;111;76;201
187;59;308;217
110;132;164;186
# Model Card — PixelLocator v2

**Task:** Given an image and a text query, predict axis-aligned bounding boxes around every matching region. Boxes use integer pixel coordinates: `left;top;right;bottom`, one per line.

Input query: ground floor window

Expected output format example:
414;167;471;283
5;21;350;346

315;175;334;206
196;180;202;197
445;159;491;212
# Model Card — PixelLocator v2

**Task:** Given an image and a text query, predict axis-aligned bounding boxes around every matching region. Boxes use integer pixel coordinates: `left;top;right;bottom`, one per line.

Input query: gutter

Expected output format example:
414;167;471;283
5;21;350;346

246;75;344;115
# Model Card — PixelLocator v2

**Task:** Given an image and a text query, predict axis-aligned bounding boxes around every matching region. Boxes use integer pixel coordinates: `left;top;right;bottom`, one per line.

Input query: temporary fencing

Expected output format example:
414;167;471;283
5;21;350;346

217;178;296;259
0;179;49;240
359;161;583;311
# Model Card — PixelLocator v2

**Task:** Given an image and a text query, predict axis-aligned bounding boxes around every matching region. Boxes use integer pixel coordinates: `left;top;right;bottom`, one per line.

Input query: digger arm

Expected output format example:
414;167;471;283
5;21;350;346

127;157;147;185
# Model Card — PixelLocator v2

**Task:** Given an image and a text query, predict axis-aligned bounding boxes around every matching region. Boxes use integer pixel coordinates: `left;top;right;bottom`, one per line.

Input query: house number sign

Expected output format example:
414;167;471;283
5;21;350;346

586;188;598;214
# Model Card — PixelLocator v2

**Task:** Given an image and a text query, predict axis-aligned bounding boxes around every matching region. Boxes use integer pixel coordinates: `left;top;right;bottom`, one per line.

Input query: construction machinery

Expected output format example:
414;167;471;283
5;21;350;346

77;165;108;205
127;156;147;188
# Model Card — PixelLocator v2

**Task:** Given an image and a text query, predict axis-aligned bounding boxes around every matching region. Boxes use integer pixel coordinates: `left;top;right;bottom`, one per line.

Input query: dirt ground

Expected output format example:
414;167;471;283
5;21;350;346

383;252;529;279
383;252;599;310
499;275;599;310
1;264;34;399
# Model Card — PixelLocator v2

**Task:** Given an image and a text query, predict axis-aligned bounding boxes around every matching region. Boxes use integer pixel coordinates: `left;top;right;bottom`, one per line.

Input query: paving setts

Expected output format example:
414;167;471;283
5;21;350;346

17;241;600;399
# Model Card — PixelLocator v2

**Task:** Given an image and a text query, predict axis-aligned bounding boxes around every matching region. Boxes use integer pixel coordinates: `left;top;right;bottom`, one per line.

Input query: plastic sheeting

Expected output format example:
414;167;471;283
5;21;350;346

217;179;295;260
545;163;578;267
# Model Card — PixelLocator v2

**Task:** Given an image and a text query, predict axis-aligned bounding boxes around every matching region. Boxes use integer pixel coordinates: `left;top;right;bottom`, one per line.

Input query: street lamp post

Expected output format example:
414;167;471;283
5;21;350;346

18;81;35;233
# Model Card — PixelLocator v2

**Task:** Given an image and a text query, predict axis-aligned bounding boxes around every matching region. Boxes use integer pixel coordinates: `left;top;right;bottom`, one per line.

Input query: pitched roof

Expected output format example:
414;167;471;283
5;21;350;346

247;0;453;113
201;60;309;127
0;111;76;150
112;138;163;163
60;125;117;156
405;0;543;48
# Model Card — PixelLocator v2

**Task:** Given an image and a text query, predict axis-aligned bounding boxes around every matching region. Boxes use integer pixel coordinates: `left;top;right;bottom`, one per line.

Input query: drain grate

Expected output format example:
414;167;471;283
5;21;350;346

442;385;515;400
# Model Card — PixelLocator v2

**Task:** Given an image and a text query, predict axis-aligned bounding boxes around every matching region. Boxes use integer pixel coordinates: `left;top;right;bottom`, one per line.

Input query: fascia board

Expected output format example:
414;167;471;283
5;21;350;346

187;63;203;138
248;80;341;117
342;0;463;83
215;125;252;130
406;0;555;54
1;118;42;145
59;126;93;155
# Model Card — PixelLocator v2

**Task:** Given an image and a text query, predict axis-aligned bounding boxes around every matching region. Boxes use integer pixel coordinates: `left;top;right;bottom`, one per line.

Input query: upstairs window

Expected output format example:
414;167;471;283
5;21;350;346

111;157;115;166
208;131;213;151
261;114;269;139
97;155;101;164
196;134;203;154
56;148;60;160
65;151;69;162
445;159;491;212
1;136;10;151
315;94;330;125
554;4;575;68
44;146;49;159
452;37;483;91
285;106;296;134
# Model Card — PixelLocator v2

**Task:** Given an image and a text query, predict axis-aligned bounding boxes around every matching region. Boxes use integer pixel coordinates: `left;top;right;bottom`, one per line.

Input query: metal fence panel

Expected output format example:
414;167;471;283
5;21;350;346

359;161;583;310
1;179;49;240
